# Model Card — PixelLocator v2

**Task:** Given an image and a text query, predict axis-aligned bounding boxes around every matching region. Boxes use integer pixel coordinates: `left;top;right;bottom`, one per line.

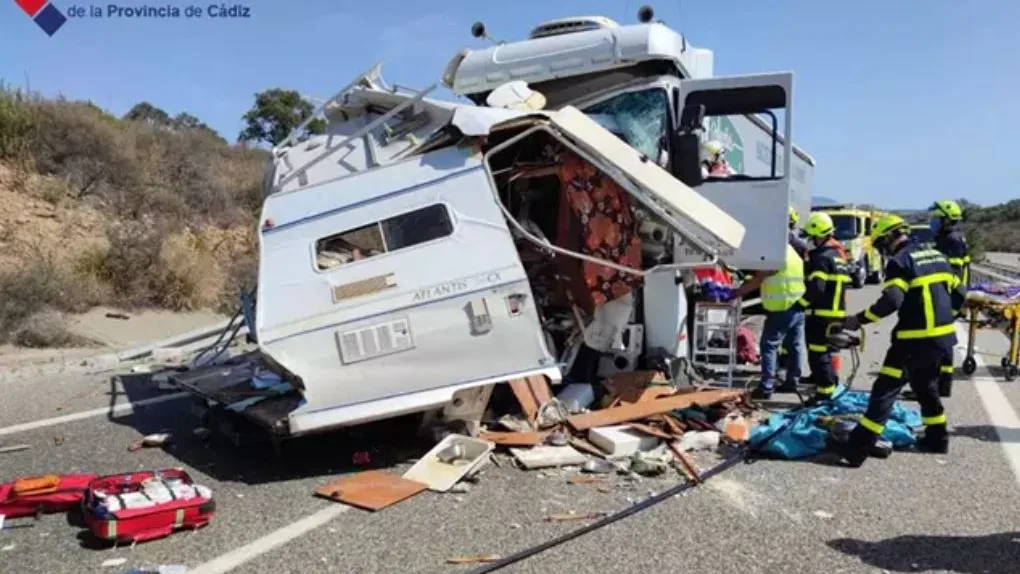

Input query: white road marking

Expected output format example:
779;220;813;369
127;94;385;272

187;504;352;574
955;323;1020;487
0;392;189;437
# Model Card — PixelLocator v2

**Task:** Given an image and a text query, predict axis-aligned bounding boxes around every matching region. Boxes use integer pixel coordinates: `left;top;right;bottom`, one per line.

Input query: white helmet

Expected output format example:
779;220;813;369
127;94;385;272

701;140;725;162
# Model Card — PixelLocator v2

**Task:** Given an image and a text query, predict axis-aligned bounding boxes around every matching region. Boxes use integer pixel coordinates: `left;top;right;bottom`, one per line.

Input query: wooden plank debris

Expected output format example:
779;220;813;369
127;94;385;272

479;431;548;447
565;389;746;431
447;554;502;564
508;376;553;423
315;470;427;511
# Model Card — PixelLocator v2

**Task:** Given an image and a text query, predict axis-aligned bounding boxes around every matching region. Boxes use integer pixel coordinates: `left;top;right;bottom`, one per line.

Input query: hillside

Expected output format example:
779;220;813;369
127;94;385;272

0;87;267;348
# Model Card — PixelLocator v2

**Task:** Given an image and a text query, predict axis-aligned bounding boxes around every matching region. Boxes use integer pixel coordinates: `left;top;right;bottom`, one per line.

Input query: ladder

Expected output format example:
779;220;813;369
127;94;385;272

690;299;742;387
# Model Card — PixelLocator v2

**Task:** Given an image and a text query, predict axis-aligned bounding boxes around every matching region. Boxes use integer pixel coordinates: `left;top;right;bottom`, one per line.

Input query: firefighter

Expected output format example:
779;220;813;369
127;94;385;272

796;212;851;402
835;214;966;467
788;206;812;260
701;140;734;178
928;199;971;398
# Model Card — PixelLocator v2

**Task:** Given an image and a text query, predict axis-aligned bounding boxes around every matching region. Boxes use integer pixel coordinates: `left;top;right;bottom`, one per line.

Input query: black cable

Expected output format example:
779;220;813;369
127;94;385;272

465;448;749;574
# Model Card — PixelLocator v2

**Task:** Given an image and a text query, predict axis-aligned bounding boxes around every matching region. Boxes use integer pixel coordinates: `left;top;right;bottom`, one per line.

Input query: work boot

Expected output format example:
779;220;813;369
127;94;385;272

750;386;773;400
831;426;876;468
917;424;949;454
776;380;799;393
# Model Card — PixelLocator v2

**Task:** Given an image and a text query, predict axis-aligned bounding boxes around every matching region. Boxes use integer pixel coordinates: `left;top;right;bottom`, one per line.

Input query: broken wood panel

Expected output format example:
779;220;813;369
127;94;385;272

565;389;746;431
527;375;553;404
659;414;686;435
628;423;673;440
478;431;548;447
315;470;427;511
508;379;541;422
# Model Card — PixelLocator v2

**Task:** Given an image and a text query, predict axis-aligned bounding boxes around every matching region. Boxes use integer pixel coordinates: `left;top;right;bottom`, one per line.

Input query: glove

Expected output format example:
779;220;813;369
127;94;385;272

842;314;861;332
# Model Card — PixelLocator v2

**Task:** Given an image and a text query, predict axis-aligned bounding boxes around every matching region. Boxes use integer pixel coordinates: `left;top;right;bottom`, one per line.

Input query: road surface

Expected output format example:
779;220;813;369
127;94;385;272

1;285;1019;574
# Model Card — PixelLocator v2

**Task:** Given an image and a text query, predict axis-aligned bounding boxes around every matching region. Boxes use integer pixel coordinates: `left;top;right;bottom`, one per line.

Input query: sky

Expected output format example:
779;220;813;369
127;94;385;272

2;0;1018;208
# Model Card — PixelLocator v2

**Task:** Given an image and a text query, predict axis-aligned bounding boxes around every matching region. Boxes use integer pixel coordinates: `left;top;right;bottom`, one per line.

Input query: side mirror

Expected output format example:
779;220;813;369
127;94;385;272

672;133;704;188
671;104;706;188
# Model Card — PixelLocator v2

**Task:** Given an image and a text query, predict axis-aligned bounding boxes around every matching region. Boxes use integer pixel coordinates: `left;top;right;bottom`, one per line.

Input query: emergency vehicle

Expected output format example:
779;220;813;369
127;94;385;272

811;204;884;288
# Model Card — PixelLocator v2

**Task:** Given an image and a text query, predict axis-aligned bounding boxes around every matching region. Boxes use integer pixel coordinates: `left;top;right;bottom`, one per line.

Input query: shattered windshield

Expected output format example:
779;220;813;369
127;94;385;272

830;215;861;241
582;88;669;161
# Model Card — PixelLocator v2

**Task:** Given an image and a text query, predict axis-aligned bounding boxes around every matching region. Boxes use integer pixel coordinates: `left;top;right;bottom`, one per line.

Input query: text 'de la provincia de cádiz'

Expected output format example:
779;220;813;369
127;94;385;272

64;4;252;19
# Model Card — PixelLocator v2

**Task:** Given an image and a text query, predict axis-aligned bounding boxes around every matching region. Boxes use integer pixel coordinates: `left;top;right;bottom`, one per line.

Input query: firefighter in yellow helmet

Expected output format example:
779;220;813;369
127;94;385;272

928;199;970;397
796;212;851;403
834;214;967;467
788;206;811;259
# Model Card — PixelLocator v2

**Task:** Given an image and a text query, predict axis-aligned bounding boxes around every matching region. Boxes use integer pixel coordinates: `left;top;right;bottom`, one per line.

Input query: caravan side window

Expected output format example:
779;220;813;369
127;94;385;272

314;203;454;271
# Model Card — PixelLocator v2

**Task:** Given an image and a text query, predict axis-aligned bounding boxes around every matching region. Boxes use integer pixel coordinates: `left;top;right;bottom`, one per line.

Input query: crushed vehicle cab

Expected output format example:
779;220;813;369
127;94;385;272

172;9;815;442
811;204;884;288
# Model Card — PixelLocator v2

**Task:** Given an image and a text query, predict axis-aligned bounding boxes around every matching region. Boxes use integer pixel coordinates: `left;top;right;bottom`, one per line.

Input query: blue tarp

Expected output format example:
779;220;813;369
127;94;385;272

749;386;923;459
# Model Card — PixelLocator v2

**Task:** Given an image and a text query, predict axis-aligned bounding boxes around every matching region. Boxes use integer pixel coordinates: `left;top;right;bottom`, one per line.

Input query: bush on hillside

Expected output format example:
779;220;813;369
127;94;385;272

0;85;267;345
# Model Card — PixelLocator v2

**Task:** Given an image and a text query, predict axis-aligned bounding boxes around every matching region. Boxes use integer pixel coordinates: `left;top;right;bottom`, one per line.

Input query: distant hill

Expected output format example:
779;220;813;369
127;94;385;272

812;195;839;206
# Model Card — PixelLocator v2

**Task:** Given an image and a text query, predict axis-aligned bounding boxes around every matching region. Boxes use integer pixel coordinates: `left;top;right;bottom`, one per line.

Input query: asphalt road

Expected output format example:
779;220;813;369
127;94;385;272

2;285;1019;574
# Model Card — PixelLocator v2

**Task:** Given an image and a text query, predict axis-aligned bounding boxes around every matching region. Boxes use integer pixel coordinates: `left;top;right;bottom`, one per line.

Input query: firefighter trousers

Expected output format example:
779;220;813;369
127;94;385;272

844;341;951;464
938;352;954;397
806;317;839;398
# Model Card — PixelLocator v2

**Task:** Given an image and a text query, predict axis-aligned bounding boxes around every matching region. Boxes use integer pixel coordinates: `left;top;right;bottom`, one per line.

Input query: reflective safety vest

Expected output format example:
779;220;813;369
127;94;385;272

761;244;807;312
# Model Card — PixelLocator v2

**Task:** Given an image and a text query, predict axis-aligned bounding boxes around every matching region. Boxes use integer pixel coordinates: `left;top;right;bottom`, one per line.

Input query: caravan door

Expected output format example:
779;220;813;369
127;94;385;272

674;72;794;270
256;146;557;434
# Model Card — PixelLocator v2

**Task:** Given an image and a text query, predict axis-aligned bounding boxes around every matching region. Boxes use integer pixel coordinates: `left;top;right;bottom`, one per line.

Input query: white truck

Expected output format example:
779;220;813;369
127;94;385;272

173;8;816;444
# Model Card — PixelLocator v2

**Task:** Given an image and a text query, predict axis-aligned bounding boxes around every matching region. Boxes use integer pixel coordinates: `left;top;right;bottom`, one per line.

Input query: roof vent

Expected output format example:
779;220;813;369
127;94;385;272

528;16;619;39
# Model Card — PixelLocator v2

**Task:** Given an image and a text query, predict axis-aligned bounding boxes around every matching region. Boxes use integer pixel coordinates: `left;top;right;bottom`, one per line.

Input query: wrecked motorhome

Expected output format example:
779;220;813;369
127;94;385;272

171;10;815;441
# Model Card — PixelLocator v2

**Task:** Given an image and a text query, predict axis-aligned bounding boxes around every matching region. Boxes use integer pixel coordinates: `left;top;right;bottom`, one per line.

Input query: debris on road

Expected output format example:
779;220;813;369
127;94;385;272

446;554;502;565
315;470;428;511
544;511;608;522
0;444;31;454
403;434;494;492
127;433;172;452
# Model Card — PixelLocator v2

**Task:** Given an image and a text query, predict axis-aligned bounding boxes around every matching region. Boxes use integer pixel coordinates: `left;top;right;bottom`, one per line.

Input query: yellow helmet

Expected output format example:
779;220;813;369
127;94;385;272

870;213;908;243
788;206;800;226
929;199;963;221
804;212;834;238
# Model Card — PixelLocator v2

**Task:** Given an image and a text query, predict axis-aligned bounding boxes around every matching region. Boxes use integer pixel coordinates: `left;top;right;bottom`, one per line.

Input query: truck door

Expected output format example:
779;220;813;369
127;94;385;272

672;72;794;271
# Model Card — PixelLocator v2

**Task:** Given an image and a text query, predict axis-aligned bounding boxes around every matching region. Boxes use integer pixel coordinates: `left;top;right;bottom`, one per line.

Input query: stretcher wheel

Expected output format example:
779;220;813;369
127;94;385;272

1006;365;1018;382
1003;356;1011;369
962;356;977;375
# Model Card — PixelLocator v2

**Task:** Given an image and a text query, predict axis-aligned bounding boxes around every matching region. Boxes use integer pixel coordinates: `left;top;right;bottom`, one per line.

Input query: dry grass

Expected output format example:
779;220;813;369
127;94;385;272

0;85;267;346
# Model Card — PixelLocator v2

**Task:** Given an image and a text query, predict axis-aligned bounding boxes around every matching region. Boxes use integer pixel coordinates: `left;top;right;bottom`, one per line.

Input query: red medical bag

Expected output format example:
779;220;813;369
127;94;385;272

81;468;215;544
0;473;97;519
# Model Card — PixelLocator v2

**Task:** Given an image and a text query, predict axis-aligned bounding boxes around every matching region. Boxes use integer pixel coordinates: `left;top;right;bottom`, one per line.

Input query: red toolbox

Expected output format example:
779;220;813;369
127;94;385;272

0;473;97;519
82;468;215;544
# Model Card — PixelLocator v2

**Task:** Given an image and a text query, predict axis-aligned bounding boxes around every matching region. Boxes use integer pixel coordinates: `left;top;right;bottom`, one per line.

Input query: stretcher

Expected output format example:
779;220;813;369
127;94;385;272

961;282;1020;381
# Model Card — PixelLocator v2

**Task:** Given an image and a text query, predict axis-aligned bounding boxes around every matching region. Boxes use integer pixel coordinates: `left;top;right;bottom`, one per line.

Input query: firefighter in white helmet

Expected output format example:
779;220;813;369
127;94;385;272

701;140;734;178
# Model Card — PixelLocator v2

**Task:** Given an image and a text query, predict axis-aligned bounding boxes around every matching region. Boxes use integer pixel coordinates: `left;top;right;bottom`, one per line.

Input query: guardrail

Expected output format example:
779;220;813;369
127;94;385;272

971;263;1019;284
